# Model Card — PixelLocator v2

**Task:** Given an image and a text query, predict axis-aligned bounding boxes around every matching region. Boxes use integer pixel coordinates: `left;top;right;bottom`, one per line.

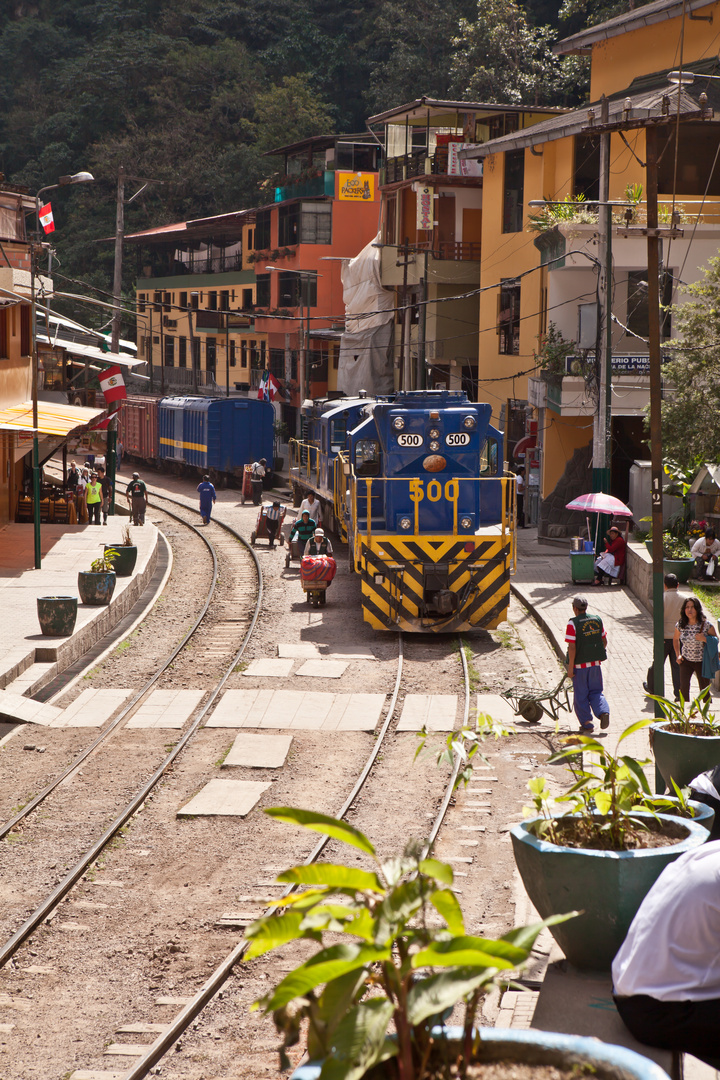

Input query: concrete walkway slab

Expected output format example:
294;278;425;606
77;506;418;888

322;645;377;660
476;694;520;726
223;732;292;768
205;688;384;731
243;658;294;678
277;643;320;658
177;778;271;817
397;694;457;731
127;688;204;729
50;688;133;727
0;690;62;726
296;659;348;678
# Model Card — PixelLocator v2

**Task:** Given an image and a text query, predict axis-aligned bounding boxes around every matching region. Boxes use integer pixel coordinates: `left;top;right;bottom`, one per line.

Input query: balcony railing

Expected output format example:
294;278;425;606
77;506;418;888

384;149;458;184
415;240;481;261
129;365;222;393
274;171;336;202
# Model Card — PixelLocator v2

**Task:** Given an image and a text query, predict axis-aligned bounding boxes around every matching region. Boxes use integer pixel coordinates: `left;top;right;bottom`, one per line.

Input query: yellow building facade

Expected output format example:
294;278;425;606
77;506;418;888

466;0;720;533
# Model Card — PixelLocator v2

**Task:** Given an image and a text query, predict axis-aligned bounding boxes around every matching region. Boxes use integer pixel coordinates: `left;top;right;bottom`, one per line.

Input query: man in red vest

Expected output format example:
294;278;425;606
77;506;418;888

565;595;610;734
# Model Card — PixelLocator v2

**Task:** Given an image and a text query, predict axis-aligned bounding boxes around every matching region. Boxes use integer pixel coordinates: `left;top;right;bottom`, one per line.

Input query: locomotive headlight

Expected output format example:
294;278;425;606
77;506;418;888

429;440;440;451
461;516;473;529
392;416;405;430
463;415;477;429
429;428;440;439
399;517;411;530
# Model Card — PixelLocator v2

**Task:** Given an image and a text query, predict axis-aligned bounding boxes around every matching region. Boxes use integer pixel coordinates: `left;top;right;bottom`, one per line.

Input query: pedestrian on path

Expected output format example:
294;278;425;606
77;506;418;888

250;458;266;505
265;500;284;548
197;474;216;525
126;472;149;526
565;595;610;734
691;527;720;580
673;596;717;701
643;573;683;700
289;510;315;549
612;841;720;1068
96;465;112;525
298;490;321;524
85;471;103;525
304;527;333;557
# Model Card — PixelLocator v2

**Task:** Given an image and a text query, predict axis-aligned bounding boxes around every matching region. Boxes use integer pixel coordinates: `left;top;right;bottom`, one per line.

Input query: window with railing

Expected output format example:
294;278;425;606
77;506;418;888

178;337;187;368
503;150;525;233
498;279;521;355
164;337;174;366
206;338;217;371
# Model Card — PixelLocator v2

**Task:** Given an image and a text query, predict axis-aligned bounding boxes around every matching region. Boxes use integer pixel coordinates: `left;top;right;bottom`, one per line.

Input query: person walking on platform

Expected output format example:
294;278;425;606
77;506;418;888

85;472;103;525
126;472;149;526
289;510;315;550
565;595;610;734
644;573;683;700
197;474;216;525
304;527;333;557
673;596;717;701
298;490;321;524
96;465;112;525
250;458;266;505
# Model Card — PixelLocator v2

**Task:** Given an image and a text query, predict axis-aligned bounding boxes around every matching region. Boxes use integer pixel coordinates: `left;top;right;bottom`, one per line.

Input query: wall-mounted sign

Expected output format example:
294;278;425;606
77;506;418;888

337;172;375;201
416;185;434;231
447;142;483;177
566;353;672;375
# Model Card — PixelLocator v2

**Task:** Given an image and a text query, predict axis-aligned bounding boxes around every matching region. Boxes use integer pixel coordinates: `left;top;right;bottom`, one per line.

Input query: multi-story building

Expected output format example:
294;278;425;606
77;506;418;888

367;98;566;395
126;210;263;397
462;0;720;532
250;133;381;426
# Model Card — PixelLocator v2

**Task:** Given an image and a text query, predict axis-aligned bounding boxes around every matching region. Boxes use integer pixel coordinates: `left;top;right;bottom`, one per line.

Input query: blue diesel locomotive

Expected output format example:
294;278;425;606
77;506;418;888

290;390;516;633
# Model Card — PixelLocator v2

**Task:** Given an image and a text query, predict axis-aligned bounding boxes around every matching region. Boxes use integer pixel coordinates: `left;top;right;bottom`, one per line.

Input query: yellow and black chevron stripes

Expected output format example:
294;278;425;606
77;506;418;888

357;534;512;633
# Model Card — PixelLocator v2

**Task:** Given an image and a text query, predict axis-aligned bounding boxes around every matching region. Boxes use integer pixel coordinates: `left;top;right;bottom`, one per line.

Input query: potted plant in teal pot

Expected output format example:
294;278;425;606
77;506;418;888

105;524;137;577
78;548;117;606
243;808;672;1080
650;688;720;791
510;720;709;971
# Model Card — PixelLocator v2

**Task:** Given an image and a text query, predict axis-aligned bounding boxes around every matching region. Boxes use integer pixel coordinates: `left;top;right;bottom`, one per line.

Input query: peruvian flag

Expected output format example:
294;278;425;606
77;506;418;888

257;369;281;401
39;203;55;234
98;365;127;404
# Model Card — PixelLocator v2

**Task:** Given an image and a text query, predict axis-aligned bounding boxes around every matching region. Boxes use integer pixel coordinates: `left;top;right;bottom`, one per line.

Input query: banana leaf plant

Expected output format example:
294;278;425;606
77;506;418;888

244;808;574;1080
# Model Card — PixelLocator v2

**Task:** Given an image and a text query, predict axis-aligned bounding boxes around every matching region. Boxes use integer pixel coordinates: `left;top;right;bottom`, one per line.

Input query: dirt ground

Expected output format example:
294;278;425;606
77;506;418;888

0;471;568;1080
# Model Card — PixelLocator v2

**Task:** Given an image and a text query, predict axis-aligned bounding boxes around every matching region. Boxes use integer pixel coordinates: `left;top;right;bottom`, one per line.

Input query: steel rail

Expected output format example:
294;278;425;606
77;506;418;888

0;509;262;969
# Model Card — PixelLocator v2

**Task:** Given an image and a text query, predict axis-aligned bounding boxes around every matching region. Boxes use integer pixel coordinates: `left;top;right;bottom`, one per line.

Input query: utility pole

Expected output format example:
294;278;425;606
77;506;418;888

593;97;612;498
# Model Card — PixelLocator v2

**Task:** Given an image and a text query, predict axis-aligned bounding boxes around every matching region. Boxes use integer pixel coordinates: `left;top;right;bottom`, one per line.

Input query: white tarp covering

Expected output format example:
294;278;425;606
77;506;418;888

338;233;395;395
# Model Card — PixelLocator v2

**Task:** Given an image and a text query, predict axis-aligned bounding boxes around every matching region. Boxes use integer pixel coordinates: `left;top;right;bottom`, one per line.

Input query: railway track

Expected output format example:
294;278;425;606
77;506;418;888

0;486;483;1080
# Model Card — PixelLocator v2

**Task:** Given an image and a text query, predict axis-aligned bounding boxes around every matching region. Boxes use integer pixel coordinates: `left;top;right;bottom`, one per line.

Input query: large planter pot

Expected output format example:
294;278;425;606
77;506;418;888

662;557;694;582
291;1028;672;1080
77;570;116;606
106;544;137;577
510;811;708;970
651;720;720;790
37;596;78;637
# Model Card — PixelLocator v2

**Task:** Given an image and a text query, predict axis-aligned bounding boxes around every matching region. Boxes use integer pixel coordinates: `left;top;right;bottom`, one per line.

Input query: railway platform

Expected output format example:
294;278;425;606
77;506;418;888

0;520;160;701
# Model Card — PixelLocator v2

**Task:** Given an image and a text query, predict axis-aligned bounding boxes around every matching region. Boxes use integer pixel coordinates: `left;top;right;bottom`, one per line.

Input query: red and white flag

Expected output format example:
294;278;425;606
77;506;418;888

98;365;127;404
39;203;55;234
257;369;281;401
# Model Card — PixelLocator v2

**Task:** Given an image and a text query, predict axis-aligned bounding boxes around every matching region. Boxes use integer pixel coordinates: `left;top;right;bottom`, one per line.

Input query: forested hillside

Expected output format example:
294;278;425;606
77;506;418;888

0;0;638;323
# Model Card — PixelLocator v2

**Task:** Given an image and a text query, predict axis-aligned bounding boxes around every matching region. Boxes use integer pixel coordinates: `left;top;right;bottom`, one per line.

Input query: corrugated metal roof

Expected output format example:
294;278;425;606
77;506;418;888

556;0;715;54
367;96;566;126
0;401;105;436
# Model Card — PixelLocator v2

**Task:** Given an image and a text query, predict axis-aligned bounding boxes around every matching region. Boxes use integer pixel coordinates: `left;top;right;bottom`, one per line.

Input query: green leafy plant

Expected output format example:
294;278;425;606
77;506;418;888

416;711;511;790
641;777;697;818
532;322;576;379
245;808;572;1080
526;194;597;233
525;719;656;849
648;686;720;736
90;548;118;572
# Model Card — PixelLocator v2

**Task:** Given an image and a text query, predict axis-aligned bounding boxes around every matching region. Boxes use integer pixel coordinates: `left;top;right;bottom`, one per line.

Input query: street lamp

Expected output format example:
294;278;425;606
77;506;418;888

30;170;94;569
265;266;320;418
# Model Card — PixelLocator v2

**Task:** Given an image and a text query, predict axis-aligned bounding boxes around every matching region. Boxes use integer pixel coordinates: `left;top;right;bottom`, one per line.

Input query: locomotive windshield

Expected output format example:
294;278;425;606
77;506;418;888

480;438;499;476
355;438;381;477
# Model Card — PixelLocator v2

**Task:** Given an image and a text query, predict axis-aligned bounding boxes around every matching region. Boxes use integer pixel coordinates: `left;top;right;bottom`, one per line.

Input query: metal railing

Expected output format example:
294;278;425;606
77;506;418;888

414;240;481;261
289;438;321;487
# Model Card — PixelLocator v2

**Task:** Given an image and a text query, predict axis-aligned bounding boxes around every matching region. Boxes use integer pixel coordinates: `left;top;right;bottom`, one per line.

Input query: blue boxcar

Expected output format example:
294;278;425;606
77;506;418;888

158;397;274;475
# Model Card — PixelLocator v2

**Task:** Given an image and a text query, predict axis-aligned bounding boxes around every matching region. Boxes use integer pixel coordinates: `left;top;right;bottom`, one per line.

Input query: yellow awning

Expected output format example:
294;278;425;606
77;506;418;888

0;401;106;437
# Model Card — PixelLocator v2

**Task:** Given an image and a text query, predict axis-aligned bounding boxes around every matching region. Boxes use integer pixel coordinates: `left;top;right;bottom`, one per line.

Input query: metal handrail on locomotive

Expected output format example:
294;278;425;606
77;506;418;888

289;390;517;633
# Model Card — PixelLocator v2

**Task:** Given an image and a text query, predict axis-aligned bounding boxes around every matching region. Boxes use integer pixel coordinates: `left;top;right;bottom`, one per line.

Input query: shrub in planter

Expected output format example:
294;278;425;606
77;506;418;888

512;720;709;969
106;524;137;577
649;687;720;790
78;548;117;606
243;808;573;1080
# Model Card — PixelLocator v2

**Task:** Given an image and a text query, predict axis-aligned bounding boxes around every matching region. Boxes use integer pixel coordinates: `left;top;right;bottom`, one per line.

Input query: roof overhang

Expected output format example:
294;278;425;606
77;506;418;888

36;335;144;368
367;97;566;127
124;208;256;245
459;84;707;160
0;401;106;437
556;0;715;54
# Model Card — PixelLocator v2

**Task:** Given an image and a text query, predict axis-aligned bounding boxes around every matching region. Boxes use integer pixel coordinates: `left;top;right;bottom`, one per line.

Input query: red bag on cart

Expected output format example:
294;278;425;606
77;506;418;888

301;555;337;583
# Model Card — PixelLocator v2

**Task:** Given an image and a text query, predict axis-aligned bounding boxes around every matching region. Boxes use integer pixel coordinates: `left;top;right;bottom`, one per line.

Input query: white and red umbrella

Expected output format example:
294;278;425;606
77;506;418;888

565;492;633;549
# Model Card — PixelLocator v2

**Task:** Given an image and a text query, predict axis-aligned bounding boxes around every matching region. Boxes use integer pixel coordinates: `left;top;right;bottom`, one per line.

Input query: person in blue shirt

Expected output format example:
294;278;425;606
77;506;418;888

197;475;216;525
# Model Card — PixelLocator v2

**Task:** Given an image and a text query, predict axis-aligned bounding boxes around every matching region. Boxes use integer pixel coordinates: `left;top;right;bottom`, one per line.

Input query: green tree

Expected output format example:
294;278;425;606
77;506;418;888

449;0;589;106
660;255;720;471
254;74;335;155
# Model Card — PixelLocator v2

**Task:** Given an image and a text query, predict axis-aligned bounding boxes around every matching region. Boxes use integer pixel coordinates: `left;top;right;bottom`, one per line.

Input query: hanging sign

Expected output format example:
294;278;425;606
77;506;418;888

337;172;375;201
416;185;434;231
